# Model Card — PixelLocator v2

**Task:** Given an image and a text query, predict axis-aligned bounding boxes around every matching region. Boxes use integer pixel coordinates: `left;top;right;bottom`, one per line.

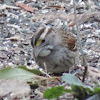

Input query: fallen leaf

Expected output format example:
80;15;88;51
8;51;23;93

16;2;34;12
68;21;75;27
0;67;46;82
0;13;7;17
45;5;65;10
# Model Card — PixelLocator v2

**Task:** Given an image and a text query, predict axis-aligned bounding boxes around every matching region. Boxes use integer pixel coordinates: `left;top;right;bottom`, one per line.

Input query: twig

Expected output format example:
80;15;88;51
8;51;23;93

33;54;51;78
43;62;50;88
0;4;20;10
73;0;88;82
40;70;52;78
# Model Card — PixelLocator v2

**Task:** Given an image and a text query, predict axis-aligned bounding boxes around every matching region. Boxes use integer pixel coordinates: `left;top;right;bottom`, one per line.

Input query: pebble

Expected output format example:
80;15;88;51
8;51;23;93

0;9;3;13
86;38;96;46
94;30;100;36
41;9;49;13
9;18;19;24
31;3;42;9
8;62;14;66
0;51;7;59
21;29;33;34
14;0;25;3
19;59;25;65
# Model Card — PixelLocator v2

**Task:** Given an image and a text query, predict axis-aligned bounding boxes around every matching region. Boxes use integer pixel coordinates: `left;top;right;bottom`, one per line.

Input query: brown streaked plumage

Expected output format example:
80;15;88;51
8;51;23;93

55;28;76;50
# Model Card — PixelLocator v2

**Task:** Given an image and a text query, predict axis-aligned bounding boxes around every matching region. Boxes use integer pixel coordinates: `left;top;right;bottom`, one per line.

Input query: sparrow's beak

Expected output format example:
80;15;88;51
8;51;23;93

33;45;54;57
33;47;42;57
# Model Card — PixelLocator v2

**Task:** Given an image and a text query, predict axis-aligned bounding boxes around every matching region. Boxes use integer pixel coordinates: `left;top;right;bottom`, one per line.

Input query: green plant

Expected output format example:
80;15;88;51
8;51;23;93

43;73;100;100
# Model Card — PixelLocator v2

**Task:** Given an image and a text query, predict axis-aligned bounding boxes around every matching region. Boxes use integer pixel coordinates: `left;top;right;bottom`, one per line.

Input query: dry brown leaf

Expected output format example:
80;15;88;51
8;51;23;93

16;2;34;12
38;0;64;1
45;5;65;10
9;35;21;42
40;77;61;87
0;13;7;17
68;21;75;27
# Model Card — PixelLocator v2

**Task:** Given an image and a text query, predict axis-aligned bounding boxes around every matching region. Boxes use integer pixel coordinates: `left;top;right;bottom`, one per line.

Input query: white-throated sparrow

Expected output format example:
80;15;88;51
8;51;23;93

31;26;77;74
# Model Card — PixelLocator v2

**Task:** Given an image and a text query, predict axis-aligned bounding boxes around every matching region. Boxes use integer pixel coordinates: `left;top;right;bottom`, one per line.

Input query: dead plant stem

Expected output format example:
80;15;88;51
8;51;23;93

73;0;88;82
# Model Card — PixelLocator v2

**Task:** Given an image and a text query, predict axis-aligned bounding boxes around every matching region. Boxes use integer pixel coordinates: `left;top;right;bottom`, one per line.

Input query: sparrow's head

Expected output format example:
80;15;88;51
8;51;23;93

31;26;61;57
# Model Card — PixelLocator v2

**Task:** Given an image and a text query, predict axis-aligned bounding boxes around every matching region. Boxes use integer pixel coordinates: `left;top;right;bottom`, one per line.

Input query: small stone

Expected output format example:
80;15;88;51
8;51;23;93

21;29;33;34
94;30;100;36
31;3;42;9
0;9;3;13
86;38;96;46
41;9;49;13
22;19;31;26
8;62;14;66
9;18;19;25
14;0;25;3
0;51;7;59
20;60;25;65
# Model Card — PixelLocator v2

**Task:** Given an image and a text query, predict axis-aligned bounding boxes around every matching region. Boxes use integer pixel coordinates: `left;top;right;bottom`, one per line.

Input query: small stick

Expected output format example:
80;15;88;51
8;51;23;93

73;0;88;82
43;62;49;88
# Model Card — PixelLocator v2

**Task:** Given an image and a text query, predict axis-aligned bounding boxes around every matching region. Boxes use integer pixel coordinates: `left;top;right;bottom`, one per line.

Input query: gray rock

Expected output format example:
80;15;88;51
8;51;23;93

9;18;19;25
0;79;31;100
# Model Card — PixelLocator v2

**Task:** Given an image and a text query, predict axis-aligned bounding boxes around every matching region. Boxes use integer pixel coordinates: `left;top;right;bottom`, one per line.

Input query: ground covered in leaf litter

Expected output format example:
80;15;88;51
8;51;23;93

0;0;100;100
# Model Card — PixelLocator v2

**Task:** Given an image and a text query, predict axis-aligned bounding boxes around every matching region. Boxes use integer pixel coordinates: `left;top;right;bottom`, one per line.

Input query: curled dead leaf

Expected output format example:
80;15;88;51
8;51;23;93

45;5;65;10
16;2;34;12
69;21;75;27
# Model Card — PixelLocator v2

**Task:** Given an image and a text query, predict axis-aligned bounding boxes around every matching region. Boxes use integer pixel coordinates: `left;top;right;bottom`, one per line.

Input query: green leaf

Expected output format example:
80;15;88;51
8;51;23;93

71;85;87;100
86;94;100;100
62;73;94;100
72;85;93;94
93;87;100;94
18;65;41;75
85;87;93;96
62;73;84;86
71;84;94;100
44;86;64;99
62;73;92;90
64;89;73;93
0;67;37;81
74;98;79;100
71;85;82;93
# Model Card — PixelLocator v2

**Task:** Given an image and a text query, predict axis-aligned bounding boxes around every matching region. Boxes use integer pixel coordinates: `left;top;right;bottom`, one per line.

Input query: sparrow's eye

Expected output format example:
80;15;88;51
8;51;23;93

42;39;45;43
